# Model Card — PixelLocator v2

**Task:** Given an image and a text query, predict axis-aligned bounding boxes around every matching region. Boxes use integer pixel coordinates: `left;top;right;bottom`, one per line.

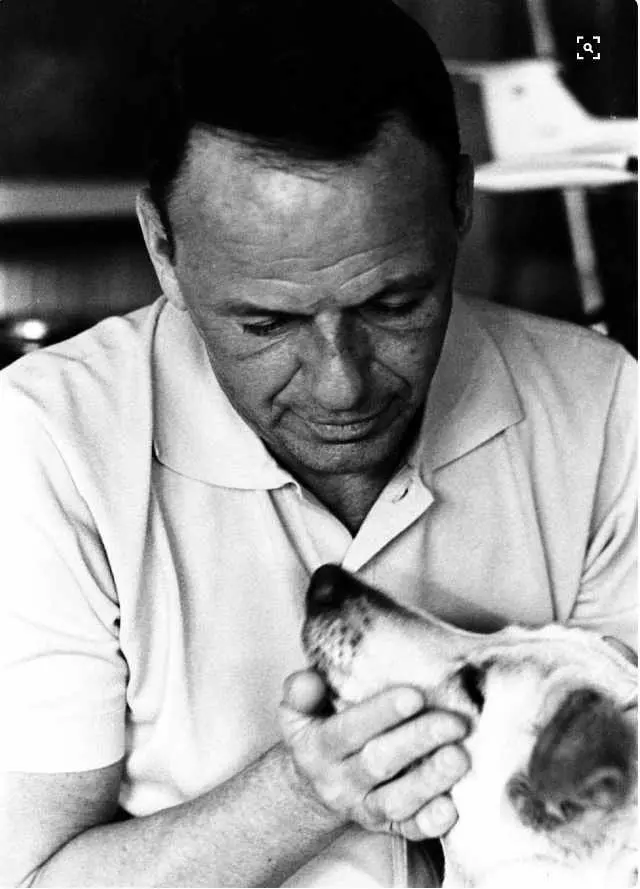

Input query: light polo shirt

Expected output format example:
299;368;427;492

0;293;636;886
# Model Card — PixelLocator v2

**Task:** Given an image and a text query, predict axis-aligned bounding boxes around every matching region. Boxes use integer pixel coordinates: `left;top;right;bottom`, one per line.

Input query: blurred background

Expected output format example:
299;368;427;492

0;0;636;363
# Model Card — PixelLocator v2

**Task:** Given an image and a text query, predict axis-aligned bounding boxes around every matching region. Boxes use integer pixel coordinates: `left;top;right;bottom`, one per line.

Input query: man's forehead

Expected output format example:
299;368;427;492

182;129;338;215
169;121;451;233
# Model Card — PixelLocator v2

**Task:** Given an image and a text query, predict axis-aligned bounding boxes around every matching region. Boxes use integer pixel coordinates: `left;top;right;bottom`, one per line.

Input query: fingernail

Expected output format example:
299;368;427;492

435;798;456;825
418;797;456;832
440;746;466;772
395;689;423;717
447;714;469;739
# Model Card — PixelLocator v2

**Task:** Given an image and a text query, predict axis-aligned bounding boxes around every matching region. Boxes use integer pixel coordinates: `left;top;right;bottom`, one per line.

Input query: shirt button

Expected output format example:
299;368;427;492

391;484;410;503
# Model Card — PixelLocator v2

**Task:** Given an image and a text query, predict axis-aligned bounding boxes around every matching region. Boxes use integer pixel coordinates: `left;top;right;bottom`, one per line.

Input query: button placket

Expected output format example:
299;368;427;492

342;475;434;573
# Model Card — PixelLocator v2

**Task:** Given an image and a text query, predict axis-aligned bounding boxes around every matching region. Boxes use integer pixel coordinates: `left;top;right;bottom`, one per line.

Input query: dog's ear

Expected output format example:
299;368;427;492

508;688;636;828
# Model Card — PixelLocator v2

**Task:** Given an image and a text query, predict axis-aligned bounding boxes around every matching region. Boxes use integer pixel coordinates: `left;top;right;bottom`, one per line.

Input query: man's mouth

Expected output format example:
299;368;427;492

293;411;386;442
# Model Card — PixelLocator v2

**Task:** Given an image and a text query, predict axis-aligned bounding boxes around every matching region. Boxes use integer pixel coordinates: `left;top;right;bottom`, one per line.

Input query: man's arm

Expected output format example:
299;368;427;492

2;746;342;888
569;350;637;651
1;676;467;887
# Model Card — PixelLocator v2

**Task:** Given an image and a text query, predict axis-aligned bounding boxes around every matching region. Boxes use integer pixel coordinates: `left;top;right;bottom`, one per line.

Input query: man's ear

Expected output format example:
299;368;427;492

454;154;474;238
136;188;186;310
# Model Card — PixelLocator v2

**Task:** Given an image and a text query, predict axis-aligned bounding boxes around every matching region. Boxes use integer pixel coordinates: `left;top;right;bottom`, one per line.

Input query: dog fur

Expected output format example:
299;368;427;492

302;565;638;887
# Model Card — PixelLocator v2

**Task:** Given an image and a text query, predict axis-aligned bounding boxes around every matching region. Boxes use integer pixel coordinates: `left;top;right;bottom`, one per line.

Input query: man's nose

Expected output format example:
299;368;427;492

304;313;368;410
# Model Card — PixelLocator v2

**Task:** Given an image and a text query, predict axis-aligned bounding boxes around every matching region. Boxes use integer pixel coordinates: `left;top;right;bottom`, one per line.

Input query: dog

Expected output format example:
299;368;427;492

302;564;638;887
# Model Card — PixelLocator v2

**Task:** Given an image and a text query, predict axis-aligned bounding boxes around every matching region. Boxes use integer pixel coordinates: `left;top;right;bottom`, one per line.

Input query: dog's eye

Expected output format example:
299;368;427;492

458;663;486;711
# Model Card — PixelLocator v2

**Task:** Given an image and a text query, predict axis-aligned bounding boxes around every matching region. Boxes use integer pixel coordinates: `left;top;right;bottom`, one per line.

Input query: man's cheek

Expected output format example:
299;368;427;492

375;338;441;390
218;360;298;419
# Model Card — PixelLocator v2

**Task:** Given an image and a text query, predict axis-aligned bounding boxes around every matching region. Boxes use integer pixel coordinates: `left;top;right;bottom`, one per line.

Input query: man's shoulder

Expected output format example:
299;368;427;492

457;292;630;363
0;298;164;412
0;298;167;468
456;294;634;403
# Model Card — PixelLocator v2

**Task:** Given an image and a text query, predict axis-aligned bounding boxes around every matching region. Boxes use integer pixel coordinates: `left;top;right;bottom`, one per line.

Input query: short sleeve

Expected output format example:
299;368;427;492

0;378;127;772
568;350;638;651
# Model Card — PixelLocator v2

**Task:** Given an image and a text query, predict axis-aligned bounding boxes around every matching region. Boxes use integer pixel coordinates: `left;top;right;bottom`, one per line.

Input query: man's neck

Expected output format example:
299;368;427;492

290;435;417;535
301;471;388;536
266;412;425;535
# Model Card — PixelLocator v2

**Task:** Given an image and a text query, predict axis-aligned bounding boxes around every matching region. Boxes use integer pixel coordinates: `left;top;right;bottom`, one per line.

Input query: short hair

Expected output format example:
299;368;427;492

145;0;460;240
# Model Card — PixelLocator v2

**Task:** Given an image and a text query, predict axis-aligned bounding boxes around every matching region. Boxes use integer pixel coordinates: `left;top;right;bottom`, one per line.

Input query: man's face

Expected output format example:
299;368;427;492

153;121;471;481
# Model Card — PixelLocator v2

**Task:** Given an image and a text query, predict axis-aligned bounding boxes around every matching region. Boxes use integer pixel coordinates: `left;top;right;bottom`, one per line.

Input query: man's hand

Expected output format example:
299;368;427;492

279;669;470;841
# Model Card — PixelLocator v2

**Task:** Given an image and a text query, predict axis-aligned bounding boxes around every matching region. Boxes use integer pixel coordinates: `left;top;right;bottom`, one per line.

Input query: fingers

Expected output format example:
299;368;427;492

364;742;470;823
282;670;329;714
325;687;425;757
350;709;469;840
279;670;470;841
357;710;468;783
281;678;425;758
395;795;459;841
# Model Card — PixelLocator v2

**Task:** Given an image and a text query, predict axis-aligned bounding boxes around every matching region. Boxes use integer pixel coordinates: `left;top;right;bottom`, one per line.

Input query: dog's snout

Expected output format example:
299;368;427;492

508;687;636;831
303;566;377;689
306;564;358;614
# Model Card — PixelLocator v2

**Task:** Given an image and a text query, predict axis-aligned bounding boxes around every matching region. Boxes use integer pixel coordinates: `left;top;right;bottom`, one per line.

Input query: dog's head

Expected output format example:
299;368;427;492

302;565;638;886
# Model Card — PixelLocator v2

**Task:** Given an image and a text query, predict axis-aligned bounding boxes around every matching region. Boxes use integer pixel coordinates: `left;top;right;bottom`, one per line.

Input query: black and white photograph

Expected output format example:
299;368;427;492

0;0;637;885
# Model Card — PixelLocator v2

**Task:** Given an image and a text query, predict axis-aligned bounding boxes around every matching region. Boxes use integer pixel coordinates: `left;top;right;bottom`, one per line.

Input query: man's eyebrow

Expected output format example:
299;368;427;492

221;302;299;318
220;271;436;317
372;270;436;297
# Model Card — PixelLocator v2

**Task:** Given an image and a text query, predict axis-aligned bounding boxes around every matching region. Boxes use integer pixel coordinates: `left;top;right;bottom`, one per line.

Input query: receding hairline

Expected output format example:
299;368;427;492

165;114;457;227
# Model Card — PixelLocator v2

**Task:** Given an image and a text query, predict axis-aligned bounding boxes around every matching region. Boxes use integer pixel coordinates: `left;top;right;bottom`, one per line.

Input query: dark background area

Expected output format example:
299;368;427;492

0;0;636;354
405;0;637;353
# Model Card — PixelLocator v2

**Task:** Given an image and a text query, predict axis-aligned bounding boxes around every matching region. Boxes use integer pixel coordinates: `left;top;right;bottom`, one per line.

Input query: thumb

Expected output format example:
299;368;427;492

282;669;330;714
279;670;333;743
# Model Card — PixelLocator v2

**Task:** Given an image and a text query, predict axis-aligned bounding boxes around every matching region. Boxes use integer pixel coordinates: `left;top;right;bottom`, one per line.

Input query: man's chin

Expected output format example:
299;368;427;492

274;425;412;478
261;399;425;479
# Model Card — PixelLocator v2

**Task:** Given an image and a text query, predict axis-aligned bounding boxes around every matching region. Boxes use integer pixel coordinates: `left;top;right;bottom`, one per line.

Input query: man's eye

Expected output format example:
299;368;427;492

241;318;289;337
366;295;421;316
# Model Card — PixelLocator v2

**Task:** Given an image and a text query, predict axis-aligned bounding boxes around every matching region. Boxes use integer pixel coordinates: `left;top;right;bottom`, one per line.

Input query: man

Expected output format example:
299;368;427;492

0;1;635;886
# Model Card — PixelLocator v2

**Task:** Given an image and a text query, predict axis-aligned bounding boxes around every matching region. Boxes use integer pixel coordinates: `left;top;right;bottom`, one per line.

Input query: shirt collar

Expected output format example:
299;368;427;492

152;294;524;489
153;299;291;489
416;293;524;476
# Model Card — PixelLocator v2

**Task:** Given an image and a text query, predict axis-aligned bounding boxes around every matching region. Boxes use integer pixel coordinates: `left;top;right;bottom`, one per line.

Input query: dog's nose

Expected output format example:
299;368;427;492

306;564;358;614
